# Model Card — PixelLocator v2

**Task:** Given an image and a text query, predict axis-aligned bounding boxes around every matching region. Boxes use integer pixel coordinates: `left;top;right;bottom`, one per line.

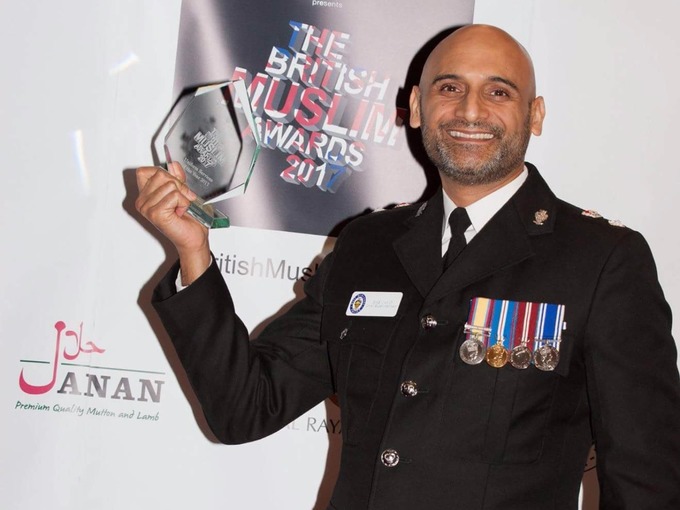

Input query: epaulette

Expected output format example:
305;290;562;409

372;202;413;214
581;209;626;228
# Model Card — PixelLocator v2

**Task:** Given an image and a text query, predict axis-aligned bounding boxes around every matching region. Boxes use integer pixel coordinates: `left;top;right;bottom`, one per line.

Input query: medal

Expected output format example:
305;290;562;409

463;298;566;371
532;302;565;371
485;299;513;368
486;343;508;368
533;343;560;371
510;345;532;369
461;298;493;365
459;335;486;365
509;301;537;369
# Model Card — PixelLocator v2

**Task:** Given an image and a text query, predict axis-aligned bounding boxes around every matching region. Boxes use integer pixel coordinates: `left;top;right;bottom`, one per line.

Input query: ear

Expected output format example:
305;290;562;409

409;86;422;128
529;96;546;136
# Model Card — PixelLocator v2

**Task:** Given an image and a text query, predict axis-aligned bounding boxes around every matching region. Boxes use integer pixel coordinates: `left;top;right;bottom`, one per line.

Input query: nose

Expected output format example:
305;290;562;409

455;93;487;123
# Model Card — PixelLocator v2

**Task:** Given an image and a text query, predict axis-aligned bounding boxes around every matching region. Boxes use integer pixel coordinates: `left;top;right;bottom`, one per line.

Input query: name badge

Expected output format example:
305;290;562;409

346;291;403;317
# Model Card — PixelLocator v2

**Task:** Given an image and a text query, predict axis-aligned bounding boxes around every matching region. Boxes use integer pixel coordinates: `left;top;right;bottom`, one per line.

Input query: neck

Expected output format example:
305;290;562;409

440;166;524;207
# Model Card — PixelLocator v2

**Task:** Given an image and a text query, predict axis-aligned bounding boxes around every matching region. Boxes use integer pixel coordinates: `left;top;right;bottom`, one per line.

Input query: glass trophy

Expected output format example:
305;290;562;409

164;80;261;228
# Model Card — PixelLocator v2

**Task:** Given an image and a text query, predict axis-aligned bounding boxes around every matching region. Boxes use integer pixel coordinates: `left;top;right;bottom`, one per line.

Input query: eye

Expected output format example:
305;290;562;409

489;88;509;97
439;82;462;93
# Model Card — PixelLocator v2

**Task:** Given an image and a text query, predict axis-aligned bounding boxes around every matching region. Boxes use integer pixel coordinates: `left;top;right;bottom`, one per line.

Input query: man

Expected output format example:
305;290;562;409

136;25;680;509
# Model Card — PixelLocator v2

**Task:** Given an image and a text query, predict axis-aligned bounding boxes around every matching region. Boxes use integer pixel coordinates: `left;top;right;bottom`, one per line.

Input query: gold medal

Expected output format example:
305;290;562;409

486;343;509;368
509;344;532;369
533;344;560;371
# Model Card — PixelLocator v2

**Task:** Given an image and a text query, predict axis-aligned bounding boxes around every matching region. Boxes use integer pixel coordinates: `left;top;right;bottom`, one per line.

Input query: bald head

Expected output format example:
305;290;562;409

421;25;537;99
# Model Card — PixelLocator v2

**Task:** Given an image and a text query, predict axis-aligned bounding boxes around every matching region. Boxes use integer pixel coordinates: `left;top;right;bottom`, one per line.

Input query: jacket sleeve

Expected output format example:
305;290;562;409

152;252;336;444
584;230;680;509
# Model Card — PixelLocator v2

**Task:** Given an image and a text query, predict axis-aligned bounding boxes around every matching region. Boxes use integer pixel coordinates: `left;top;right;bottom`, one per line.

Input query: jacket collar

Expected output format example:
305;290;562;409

393;163;558;300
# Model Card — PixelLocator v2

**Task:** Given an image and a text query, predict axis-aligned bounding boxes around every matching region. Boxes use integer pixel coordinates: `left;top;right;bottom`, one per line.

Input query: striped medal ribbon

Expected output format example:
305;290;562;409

533;302;566;371
509;301;539;369
485;299;517;368
463;298;567;370
460;297;493;365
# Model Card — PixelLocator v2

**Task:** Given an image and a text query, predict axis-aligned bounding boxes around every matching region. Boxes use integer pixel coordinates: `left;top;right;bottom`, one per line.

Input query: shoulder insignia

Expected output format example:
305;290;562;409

372;202;413;214
581;209;602;219
581;208;626;228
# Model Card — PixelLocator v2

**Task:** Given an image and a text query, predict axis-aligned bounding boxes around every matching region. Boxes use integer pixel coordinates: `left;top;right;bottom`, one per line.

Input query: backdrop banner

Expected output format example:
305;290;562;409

172;0;474;235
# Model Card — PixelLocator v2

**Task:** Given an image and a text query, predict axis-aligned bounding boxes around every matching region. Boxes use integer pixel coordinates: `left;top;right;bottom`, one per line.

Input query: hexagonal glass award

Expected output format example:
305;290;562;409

164;80;261;228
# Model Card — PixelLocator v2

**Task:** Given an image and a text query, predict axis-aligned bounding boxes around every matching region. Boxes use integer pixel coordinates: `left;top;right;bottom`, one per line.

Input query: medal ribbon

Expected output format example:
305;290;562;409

519;302;540;362
468;298;566;353
524;302;539;346
498;300;517;349
510;301;527;349
467;298;515;350
533;302;566;352
466;297;493;347
488;299;504;347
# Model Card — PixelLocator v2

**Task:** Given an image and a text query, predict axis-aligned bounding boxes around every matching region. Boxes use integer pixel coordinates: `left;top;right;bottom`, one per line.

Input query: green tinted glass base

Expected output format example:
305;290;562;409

187;202;230;229
210;216;230;229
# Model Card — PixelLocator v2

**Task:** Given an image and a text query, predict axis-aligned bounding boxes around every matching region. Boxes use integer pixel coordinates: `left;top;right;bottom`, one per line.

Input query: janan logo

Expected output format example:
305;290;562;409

18;320;165;404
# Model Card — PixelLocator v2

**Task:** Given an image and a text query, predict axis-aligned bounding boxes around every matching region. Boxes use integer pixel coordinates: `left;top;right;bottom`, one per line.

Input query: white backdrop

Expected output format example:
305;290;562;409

1;1;678;509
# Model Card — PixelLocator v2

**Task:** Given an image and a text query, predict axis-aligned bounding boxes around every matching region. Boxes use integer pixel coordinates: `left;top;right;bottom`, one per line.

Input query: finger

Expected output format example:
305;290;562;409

138;190;196;236
136;168;174;215
167;161;187;182
152;164;197;201
137;181;191;219
149;189;190;225
137;166;197;204
166;163;197;201
136;166;163;193
176;179;197;202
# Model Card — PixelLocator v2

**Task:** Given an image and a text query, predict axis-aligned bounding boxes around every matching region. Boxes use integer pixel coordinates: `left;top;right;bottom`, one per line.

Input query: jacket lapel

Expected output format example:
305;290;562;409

427;201;534;303
393;189;445;298
396;165;558;303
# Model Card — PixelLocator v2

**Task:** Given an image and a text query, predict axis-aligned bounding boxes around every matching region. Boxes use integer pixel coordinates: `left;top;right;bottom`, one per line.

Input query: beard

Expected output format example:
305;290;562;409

421;113;532;186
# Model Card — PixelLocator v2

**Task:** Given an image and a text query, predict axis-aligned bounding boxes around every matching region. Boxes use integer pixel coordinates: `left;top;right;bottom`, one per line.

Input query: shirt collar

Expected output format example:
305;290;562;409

442;167;528;242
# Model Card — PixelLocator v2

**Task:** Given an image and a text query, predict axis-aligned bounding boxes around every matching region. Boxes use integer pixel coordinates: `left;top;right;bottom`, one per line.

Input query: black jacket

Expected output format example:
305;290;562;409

153;165;680;509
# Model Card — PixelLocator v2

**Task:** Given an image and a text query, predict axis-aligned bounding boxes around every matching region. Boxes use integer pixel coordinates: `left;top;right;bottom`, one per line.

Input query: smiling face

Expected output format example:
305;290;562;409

410;25;545;187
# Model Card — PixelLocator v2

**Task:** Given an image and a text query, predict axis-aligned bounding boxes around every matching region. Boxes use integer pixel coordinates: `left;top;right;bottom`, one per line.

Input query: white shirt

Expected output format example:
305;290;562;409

441;168;528;256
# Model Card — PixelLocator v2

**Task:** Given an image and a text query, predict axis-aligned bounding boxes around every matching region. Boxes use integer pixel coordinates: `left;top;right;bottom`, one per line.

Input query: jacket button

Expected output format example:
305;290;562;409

420;314;437;329
381;449;400;467
400;380;418;397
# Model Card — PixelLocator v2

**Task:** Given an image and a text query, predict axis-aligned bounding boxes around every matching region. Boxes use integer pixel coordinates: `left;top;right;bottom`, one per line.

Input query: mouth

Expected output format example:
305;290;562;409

447;130;495;141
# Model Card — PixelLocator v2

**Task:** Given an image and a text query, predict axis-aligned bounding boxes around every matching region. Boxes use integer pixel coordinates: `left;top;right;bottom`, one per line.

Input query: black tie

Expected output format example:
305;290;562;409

443;207;471;269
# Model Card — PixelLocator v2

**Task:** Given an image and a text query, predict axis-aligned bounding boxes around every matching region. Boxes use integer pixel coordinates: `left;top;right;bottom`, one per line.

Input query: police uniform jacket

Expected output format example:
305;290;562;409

152;164;680;509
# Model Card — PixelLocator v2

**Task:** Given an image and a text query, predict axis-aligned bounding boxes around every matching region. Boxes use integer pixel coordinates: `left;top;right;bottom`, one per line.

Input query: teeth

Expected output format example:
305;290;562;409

449;131;494;140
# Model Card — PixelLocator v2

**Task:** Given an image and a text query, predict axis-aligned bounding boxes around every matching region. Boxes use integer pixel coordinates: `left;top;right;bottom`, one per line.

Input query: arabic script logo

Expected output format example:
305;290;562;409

19;321;106;395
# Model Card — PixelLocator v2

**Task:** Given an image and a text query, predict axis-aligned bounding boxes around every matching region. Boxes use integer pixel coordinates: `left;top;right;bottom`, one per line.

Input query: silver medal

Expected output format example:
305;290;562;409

533;344;560;371
510;344;532;369
459;337;486;365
